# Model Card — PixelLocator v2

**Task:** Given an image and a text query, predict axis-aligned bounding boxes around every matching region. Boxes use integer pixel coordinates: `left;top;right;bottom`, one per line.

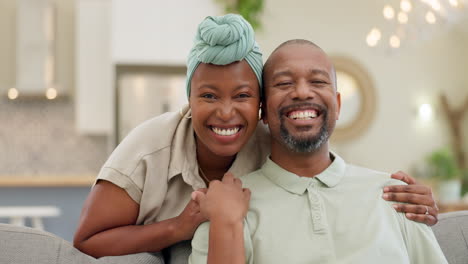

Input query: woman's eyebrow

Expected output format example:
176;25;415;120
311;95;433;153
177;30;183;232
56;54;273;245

197;84;218;91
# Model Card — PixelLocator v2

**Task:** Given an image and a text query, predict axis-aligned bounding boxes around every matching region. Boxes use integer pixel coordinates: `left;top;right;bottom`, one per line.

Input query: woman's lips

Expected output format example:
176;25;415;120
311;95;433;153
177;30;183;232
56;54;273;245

210;126;241;136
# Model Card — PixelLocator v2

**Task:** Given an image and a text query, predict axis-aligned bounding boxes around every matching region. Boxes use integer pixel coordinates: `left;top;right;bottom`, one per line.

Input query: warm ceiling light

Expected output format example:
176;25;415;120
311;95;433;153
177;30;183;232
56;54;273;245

419;103;433;121
398;12;409;24
383;5;395;19
426;11;437;24
449;0;459;7
46;87;57;100
390;35;401;48
400;0;412;12
8;88;19;100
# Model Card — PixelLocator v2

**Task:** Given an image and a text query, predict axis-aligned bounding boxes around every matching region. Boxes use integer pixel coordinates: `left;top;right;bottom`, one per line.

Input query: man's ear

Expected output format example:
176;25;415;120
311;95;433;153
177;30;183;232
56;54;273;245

261;101;268;124
335;92;341;121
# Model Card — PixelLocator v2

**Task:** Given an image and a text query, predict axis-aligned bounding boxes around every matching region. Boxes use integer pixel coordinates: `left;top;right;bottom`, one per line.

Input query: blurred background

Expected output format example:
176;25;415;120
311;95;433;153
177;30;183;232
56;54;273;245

0;0;467;241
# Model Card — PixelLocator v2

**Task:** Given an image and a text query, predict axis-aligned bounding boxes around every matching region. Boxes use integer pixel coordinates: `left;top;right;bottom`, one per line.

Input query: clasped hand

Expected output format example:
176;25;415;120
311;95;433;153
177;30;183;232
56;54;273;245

192;172;251;224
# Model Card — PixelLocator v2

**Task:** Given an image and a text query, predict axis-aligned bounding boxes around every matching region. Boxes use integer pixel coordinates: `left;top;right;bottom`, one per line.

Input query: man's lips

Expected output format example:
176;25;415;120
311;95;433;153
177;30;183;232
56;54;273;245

287;109;318;120
280;103;324;121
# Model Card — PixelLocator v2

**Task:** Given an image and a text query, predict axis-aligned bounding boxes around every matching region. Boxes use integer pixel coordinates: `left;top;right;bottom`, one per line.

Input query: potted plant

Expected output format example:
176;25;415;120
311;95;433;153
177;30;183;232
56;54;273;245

427;148;462;203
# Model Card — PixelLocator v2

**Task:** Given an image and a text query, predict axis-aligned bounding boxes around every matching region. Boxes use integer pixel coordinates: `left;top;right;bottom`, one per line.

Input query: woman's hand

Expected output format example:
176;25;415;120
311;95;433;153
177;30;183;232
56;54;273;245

192;172;251;224
174;189;208;241
383;171;439;226
192;172;250;264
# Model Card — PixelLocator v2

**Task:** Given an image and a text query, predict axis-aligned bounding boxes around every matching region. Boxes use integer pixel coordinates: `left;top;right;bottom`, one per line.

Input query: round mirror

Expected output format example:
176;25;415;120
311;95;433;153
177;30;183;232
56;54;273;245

331;56;376;142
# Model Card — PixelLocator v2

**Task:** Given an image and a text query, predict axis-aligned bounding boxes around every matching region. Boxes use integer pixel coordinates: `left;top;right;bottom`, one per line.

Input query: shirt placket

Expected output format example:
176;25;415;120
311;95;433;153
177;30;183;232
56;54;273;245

307;183;327;234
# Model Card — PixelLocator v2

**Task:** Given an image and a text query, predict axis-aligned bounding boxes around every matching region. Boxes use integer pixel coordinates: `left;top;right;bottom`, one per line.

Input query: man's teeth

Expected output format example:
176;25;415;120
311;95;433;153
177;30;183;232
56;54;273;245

212;127;240;136
288;111;318;120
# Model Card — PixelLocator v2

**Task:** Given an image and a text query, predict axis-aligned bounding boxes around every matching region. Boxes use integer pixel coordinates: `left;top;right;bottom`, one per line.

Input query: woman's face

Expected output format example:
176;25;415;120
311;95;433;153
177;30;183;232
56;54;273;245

189;60;260;158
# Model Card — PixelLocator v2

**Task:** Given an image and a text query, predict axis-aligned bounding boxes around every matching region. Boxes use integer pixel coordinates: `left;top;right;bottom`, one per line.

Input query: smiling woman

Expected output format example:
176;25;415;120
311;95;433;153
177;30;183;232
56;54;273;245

331;56;376;142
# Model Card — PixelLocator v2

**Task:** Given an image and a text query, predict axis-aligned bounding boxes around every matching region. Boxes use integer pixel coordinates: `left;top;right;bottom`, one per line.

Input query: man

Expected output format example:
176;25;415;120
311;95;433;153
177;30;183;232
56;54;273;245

189;39;447;264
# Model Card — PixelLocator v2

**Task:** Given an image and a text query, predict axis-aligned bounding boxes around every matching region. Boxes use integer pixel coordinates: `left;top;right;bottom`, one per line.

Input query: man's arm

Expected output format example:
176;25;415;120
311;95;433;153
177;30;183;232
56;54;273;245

396;209;448;263
384;171;438;226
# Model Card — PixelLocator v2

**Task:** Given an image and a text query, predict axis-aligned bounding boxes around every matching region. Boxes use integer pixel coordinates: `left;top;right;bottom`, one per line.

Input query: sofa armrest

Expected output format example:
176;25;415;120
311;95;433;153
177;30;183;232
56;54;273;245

432;210;468;264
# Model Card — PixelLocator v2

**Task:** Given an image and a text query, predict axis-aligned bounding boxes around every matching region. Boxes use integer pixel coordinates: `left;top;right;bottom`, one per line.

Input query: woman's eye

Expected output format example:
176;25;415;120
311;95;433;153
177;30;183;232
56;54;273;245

201;93;216;99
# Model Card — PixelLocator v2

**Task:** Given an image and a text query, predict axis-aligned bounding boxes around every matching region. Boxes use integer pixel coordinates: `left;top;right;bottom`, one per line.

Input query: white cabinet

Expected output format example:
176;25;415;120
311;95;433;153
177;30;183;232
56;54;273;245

16;0;55;96
75;0;113;135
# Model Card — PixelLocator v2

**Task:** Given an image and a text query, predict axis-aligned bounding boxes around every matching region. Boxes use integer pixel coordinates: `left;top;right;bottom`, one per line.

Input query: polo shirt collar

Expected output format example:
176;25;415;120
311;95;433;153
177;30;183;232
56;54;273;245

261;152;346;195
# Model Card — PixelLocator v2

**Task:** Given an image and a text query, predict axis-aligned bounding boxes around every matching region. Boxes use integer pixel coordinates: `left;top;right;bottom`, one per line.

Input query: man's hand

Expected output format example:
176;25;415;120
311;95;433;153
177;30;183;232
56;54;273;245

192;172;251;224
383;171;439;226
174;189;208;241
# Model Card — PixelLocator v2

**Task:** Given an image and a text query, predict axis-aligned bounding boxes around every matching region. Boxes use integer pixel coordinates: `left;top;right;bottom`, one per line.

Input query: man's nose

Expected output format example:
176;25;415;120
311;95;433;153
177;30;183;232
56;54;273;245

292;80;314;100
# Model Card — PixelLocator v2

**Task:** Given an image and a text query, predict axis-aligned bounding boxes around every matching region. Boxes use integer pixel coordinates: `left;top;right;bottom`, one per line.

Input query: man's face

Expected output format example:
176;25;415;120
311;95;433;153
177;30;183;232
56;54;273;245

263;44;341;153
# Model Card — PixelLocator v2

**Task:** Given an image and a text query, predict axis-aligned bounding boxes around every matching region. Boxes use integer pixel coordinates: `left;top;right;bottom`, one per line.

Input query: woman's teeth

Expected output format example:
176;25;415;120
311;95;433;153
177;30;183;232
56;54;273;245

212;127;240;136
288;110;318;120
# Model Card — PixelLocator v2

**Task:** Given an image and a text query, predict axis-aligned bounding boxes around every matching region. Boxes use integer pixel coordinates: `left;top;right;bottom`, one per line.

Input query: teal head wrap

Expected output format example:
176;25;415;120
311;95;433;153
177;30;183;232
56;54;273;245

186;14;263;97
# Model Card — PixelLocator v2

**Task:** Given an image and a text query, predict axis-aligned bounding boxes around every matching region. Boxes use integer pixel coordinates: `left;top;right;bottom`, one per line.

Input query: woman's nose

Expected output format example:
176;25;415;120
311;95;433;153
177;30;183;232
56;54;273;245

216;101;236;121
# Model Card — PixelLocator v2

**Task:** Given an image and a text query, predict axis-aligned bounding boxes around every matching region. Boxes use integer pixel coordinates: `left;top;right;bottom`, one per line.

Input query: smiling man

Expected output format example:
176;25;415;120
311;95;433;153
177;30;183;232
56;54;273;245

189;39;447;264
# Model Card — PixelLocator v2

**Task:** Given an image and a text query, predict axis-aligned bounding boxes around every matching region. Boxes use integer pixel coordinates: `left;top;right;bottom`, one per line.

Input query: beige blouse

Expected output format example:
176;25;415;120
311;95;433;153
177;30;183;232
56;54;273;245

96;106;271;224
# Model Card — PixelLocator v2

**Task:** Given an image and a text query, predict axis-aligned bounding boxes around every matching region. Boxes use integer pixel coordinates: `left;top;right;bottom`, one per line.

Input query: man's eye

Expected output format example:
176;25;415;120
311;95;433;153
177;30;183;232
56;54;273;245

311;80;327;84
275;82;292;87
236;93;251;98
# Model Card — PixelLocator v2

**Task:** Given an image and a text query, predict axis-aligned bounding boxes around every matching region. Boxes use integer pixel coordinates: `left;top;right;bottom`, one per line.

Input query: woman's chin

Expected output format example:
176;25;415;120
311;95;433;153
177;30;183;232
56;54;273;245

210;145;244;158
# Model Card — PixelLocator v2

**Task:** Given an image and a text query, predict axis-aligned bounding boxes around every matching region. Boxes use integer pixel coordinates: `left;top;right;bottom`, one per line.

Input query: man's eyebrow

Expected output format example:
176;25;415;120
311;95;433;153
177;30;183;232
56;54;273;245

270;70;293;79
309;69;331;79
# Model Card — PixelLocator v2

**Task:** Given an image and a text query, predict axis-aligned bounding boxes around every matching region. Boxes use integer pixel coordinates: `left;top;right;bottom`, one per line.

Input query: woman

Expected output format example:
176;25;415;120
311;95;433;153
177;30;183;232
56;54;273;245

73;14;438;258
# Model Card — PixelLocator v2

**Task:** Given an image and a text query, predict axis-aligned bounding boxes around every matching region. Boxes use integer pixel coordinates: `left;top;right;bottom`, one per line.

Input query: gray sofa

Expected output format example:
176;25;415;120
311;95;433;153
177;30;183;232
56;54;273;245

1;210;467;264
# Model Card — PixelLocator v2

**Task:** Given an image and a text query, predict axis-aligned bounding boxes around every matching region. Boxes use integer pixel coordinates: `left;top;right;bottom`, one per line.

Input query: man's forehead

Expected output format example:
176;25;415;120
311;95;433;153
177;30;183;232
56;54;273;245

268;44;332;74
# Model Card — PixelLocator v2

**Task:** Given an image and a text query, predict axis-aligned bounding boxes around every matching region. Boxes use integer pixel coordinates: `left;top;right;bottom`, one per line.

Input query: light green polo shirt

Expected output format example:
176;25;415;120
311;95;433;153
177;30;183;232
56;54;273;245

189;154;447;264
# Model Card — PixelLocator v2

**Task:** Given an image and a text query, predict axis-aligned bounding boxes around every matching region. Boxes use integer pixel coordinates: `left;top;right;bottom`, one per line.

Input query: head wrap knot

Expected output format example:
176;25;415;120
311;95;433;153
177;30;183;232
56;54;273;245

186;14;263;97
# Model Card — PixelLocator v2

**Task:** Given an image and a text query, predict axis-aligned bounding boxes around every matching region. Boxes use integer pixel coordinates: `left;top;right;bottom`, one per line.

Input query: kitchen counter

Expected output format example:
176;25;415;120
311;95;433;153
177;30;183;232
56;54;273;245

0;175;95;187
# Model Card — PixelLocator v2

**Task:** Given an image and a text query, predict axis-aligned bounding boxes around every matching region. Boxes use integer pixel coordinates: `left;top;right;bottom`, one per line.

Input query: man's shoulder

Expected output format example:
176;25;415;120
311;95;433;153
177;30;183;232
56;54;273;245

345;163;407;188
239;169;266;187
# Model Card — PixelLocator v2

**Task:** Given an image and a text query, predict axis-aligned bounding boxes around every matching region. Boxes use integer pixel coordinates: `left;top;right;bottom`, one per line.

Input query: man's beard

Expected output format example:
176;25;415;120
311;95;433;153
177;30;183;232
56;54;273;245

279;109;329;153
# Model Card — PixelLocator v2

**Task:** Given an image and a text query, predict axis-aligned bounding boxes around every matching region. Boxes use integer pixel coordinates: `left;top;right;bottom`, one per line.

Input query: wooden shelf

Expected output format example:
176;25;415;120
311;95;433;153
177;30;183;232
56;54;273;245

438;202;468;213
0;175;95;187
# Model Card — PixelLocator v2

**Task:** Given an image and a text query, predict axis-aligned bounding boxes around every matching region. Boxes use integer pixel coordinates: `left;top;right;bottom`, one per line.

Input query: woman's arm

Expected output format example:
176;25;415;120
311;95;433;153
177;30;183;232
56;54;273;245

73;180;206;258
383;171;439;226
192;173;250;264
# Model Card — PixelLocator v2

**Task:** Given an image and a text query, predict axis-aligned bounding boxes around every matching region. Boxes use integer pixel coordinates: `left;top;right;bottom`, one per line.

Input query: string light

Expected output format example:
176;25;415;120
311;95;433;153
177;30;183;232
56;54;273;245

383;5;395;20
449;0;459;7
366;0;464;49
366;28;381;47
426;11;437;24
398;12;409;24
390;35;401;48
401;0;413;12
